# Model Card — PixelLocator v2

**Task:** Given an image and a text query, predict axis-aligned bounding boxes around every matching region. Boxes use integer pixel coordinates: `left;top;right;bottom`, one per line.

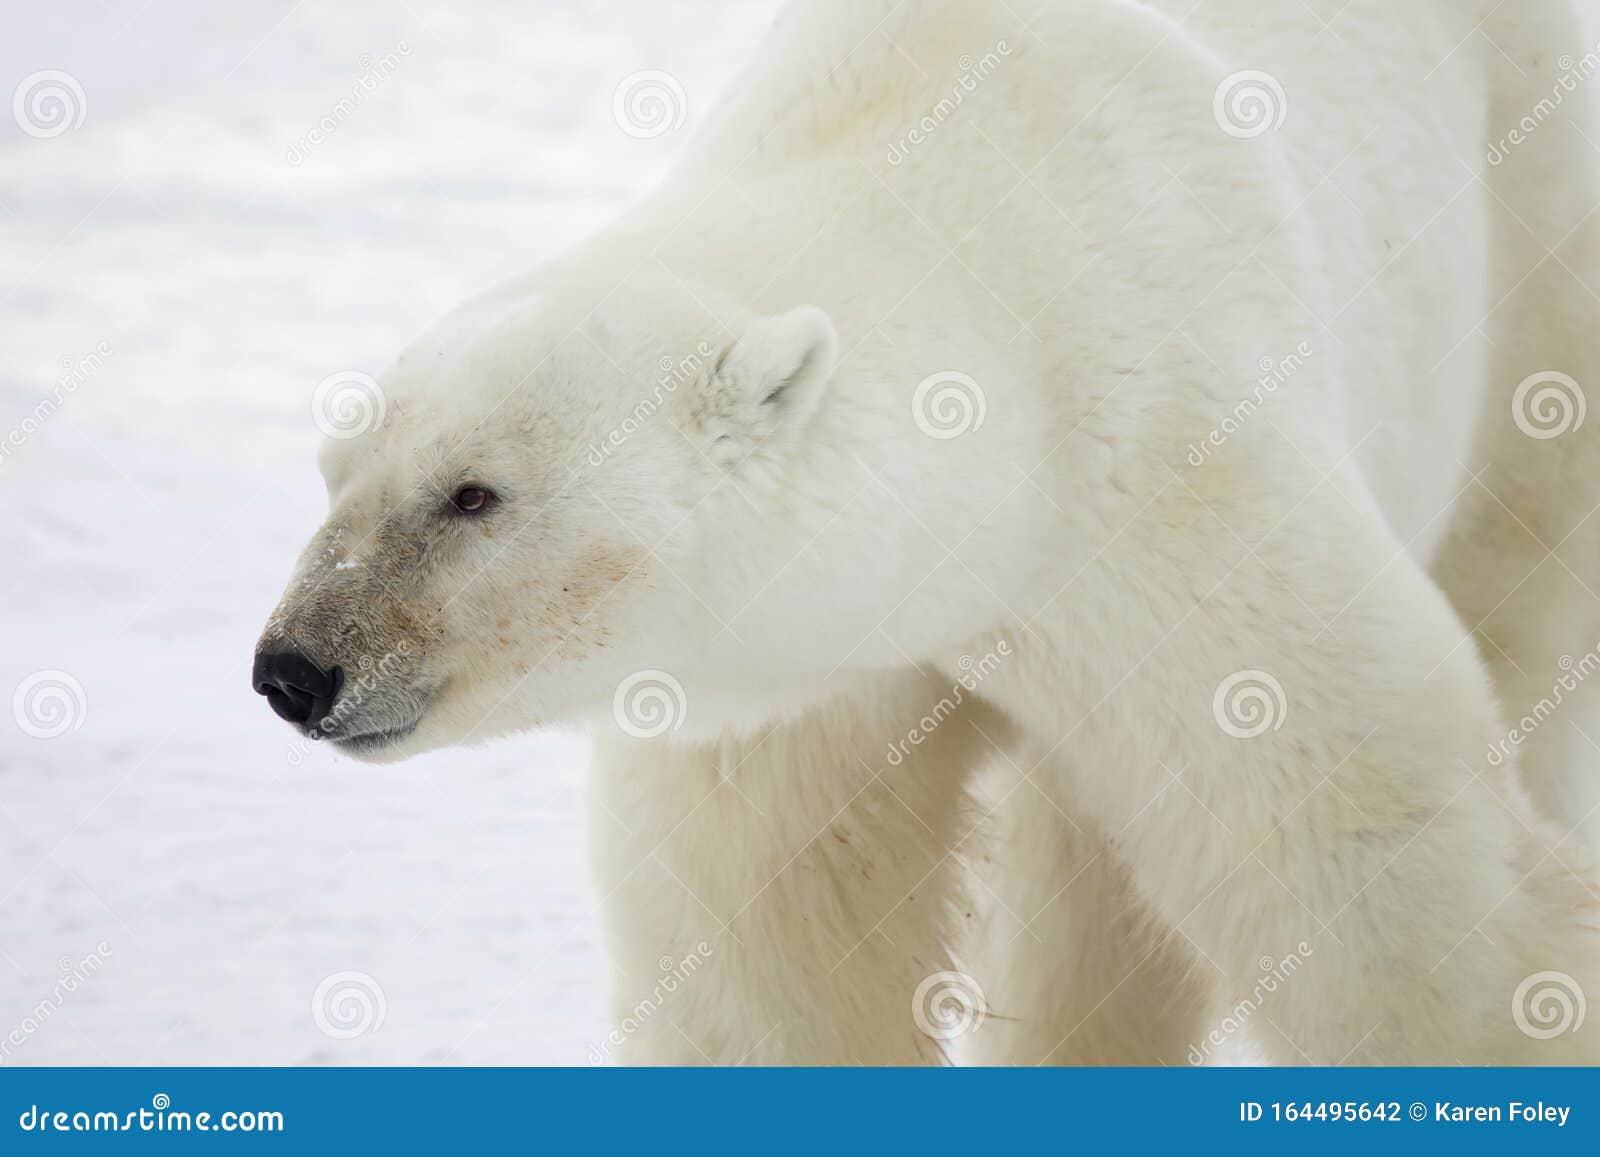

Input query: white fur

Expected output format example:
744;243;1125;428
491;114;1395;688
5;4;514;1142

263;0;1600;1063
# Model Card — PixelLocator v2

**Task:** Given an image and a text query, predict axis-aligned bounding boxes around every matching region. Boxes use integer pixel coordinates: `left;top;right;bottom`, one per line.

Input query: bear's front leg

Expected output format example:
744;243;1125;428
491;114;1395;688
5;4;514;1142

962;754;1216;1065
585;672;1003;1065
958;462;1600;1064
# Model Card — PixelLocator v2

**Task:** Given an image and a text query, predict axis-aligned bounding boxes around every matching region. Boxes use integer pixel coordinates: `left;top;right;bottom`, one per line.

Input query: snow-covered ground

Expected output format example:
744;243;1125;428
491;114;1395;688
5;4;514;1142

0;0;777;1064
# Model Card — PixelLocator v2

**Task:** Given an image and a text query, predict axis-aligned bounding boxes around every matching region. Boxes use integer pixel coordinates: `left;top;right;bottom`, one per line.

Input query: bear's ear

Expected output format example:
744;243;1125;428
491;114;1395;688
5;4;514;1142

701;306;837;465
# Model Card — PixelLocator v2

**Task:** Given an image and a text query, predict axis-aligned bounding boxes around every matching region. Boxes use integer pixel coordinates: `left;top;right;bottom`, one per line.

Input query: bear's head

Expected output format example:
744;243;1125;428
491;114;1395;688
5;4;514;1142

253;272;845;762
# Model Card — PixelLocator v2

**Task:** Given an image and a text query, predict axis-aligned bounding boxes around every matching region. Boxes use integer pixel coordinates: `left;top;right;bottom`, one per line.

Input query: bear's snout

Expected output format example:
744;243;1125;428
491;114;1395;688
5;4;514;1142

252;649;344;731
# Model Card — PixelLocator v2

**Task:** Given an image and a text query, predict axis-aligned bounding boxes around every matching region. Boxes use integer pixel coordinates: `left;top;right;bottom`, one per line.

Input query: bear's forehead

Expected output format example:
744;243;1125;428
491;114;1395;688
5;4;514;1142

315;371;603;503
319;405;491;479
314;279;713;497
385;279;715;401
380;321;618;414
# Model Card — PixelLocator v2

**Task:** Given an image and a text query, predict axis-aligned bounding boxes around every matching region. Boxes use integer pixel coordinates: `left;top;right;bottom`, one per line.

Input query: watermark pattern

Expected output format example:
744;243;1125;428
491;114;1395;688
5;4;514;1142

1212;70;1287;139
12;670;87;739
1186;341;1313;466
612;70;687;139
12;70;86;139
1511;370;1585;440
1187;942;1313;1065
311;971;387;1040
612;670;688;739
286;640;416;764
1486;644;1600;767
1212;669;1287;739
17;1095;283;1134
885;41;1013;165
911;370;986;439
1512;971;1586;1040
1488;41;1600;166
0;340;111;469
885;641;1011;766
312;371;386;439
911;970;986;1040
587;943;713;1064
586;342;713;467
0;942;112;1065
285;43;412;166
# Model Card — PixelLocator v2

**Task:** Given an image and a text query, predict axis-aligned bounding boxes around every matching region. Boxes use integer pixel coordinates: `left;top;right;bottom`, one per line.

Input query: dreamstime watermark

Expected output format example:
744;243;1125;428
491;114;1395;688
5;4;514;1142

1213;70;1287;139
1186;341;1312;466
285;639;416;765
12;669;87;740
312;370;386;439
885;41;1013;165
0;340;112;469
911;970;986;1040
612;670;688;739
911;370;986;438
612;70;687;139
885;641;1011;766
587;943;714;1064
1187;941;1313;1065
285;43;412;166
311;970;386;1040
12;70;86;139
586;342;714;466
0;942;112;1065
1488;42;1600;166
17;1095;283;1134
1486;643;1600;768
1212;669;1287;738
1512;971;1586;1040
1511;370;1585;440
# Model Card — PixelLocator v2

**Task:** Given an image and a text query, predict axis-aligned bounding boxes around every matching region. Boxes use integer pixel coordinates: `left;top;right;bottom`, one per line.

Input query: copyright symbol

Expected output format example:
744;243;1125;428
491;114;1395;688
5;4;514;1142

1409;1102;1427;1121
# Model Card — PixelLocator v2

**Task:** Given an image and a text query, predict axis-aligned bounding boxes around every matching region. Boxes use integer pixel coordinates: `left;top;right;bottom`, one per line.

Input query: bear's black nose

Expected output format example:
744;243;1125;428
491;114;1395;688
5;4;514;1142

252;651;343;730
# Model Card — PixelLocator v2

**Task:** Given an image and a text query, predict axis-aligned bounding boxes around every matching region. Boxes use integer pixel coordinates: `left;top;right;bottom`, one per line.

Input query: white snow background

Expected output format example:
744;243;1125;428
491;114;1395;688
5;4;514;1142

0;0;779;1065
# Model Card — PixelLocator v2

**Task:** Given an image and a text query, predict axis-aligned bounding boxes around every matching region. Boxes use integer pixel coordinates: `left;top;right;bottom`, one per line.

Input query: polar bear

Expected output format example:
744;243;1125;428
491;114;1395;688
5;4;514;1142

256;0;1600;1064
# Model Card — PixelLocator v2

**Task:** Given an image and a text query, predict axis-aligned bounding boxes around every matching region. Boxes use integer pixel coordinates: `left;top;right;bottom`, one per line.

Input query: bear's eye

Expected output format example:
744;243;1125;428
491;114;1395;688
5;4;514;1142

451;486;493;514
